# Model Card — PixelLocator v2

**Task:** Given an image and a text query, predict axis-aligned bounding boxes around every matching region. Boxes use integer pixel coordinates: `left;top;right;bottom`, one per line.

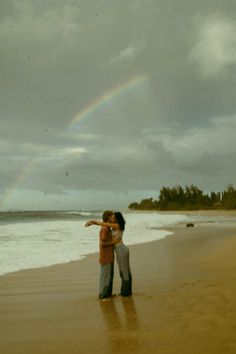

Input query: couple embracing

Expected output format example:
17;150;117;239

85;210;132;300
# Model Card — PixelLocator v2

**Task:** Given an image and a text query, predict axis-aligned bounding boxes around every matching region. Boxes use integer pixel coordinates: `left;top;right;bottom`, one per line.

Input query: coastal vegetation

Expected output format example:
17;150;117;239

128;184;236;210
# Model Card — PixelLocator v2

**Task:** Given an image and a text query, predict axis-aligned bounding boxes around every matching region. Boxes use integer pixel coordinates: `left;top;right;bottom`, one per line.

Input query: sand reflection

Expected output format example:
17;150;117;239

99;297;139;352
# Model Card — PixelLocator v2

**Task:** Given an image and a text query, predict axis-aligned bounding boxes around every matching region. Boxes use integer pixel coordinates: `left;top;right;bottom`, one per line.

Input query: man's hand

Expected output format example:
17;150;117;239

85;221;93;227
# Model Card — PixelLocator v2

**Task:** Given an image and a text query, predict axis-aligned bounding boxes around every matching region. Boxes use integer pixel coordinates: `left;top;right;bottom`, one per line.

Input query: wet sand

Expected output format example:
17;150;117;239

0;221;236;353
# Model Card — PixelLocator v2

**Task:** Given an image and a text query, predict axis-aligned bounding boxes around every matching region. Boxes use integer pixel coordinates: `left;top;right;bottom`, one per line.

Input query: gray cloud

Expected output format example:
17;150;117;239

1;0;236;210
189;13;236;78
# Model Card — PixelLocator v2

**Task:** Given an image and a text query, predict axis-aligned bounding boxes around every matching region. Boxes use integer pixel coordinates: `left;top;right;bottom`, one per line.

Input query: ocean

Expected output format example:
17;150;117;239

0;210;211;276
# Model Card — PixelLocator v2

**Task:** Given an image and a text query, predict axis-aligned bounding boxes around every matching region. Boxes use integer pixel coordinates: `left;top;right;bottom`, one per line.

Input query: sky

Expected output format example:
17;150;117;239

0;0;236;211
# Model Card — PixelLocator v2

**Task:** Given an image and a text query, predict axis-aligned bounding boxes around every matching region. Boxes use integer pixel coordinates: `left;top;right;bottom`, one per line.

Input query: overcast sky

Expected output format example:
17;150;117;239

1;0;236;210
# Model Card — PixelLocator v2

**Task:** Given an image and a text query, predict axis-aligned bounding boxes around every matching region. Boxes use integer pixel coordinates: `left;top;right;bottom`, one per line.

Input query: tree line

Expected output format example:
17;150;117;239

128;184;236;210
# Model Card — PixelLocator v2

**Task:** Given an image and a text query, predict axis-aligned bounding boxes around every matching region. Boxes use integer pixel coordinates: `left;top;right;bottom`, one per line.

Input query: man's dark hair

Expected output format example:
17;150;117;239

102;210;113;222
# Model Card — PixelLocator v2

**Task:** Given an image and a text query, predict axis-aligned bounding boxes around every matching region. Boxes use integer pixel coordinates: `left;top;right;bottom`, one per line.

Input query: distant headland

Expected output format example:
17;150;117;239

128;184;236;211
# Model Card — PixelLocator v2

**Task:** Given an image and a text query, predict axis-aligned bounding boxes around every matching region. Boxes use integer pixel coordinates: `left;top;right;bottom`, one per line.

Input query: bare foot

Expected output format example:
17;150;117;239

100;297;112;302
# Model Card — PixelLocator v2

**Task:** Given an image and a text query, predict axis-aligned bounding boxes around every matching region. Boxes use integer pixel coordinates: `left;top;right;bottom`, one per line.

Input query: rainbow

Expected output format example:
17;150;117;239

0;159;34;209
0;75;148;209
70;74;148;127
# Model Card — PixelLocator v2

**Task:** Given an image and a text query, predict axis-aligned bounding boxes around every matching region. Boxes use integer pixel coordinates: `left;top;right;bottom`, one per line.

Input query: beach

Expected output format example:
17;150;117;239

0;215;236;353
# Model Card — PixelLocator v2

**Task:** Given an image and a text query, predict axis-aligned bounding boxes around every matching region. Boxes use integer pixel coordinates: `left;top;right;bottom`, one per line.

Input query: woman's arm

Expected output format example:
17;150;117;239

85;220;119;229
100;238;120;247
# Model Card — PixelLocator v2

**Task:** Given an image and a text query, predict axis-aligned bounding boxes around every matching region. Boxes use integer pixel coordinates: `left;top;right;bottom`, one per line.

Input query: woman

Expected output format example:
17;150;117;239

85;212;132;297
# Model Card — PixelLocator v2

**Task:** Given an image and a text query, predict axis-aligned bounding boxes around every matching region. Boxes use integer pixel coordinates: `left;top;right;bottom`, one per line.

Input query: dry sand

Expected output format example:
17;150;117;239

0;219;236;353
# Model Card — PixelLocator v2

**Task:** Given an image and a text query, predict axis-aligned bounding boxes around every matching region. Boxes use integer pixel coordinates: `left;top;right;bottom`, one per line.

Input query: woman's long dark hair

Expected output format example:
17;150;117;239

114;212;125;231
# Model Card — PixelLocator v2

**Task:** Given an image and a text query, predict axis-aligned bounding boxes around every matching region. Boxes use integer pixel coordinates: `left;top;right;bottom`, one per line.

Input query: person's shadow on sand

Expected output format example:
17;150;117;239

99;297;139;351
120;297;138;330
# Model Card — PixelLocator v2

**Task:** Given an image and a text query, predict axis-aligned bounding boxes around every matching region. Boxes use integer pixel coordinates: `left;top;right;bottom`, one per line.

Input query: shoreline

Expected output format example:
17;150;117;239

1;209;236;278
0;230;174;279
1;217;236;353
128;209;236;216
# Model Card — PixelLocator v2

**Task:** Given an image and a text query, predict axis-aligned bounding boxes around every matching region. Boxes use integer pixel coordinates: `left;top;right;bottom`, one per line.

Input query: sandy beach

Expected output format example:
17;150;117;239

1;215;236;353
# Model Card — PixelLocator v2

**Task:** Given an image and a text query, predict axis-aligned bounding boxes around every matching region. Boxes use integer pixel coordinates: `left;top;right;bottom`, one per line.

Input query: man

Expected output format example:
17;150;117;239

98;210;115;300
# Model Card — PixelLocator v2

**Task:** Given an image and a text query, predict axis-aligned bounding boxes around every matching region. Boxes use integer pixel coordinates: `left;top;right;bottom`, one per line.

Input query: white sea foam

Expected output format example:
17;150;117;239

0;212;190;276
63;211;93;216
